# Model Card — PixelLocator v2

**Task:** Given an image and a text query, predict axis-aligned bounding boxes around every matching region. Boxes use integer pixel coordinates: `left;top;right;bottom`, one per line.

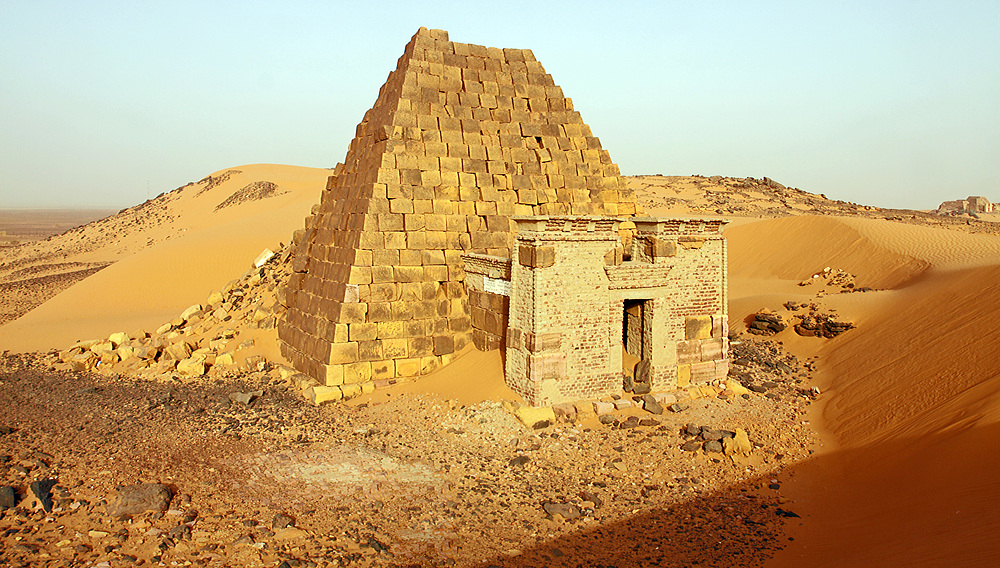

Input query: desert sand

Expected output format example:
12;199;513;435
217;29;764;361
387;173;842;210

2;169;999;566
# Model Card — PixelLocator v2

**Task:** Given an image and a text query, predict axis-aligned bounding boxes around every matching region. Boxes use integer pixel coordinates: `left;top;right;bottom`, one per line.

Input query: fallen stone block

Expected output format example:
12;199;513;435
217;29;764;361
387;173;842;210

612;399;632;410
176;357;205;377
514;405;556;429
593;401;615;415
306;385;343;405
651;392;677;406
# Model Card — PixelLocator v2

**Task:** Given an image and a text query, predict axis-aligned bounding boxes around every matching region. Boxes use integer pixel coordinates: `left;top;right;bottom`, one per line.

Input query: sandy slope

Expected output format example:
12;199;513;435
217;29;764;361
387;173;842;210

0;164;327;352
722;215;1000;567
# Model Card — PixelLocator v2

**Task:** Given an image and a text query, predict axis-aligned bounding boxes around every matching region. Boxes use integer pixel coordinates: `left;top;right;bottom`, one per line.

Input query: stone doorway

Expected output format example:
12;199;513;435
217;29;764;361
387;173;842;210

622;299;651;392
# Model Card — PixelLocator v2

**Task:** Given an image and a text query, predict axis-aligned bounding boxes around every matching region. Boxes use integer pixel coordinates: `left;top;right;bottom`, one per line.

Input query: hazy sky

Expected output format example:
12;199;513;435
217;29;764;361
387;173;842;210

2;1;997;210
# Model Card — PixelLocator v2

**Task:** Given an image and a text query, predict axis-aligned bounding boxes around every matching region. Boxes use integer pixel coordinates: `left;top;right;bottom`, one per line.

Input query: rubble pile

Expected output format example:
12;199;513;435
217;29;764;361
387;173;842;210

56;246;291;379
793;310;855;338
747;310;787;336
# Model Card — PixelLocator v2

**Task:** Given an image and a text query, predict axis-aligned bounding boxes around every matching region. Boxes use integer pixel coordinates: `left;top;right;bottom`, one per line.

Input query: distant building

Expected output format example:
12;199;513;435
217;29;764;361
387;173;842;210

937;196;993;215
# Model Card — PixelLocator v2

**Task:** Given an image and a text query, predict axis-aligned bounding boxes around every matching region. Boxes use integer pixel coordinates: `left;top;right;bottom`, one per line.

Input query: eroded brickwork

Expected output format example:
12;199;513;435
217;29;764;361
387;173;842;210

277;28;638;392
504;216;728;406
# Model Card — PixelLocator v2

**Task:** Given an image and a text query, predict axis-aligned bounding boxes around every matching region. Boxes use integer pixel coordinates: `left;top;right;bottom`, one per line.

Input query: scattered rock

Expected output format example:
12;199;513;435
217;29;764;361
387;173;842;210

748;310;786;335
0;486;16;509
272;512;294;529
106;483;172;517
20;479;55;512
228;390;263;405
542;502;582;520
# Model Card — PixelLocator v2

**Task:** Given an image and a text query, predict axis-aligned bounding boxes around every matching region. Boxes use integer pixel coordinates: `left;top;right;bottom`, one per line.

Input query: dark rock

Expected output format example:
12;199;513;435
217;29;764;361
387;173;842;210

232;535;254;546
669;403;689;413
634;359;651;385
680;440;702;452
532;420;551;430
701;429;723;441
762;381;779;389
703;440;723;453
775;362;794;374
0;426;13;435
24;479;56;512
0;486;15;509
272;513;294;530
776;508;800;518
106;483;172;517
579;491;603;509
749;385;767;393
509;456;531;467
642;397;663;415
542;502;581;520
768;483;781;490
167;524;191;540
598;415;615;425
684;423;702;437
632;382;651;395
638;418;660;427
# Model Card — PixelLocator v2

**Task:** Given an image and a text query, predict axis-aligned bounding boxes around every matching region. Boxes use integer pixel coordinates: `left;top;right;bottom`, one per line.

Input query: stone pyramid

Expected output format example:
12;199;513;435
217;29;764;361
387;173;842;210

278;27;638;393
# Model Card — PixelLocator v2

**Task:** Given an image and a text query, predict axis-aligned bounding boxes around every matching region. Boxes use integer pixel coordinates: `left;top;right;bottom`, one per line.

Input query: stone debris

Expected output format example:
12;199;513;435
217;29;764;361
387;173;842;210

748;309;787;336
793;309;855;338
55;241;290;381
0;348;818;567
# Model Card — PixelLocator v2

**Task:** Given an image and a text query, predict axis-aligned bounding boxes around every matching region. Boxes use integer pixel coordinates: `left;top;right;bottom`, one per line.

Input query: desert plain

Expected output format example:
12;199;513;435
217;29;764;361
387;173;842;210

1;165;999;567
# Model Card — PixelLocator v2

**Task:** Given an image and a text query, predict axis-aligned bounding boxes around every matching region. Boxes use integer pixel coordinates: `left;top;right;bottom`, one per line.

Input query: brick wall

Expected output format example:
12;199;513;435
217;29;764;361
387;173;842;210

504;216;728;406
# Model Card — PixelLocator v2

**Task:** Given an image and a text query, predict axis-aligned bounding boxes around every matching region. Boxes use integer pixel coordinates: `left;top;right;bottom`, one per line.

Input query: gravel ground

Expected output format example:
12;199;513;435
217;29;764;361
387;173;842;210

0;337;817;567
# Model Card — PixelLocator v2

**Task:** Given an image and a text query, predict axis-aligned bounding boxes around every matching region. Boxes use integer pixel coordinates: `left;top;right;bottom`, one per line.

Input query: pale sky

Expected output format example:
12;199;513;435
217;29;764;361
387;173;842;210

1;0;997;210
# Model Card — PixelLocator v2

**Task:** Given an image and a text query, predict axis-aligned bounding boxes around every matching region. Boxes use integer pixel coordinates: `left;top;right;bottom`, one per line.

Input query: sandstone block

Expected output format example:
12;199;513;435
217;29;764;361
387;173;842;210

327;342;359;365
176;357;206;377
323;364;345;386
340;383;363;399
395;357;422;378
685;316;713;340
307;385;343;405
676;364;691;388
343;361;372;384
514;405;555;428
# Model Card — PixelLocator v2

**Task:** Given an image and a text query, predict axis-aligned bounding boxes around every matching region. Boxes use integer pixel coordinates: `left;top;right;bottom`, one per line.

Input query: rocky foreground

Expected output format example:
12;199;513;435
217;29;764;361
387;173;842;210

0;335;818;568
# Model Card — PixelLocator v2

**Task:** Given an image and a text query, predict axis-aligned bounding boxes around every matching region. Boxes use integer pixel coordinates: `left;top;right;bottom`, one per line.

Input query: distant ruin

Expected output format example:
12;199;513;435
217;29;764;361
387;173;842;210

937;195;993;215
278;28;728;405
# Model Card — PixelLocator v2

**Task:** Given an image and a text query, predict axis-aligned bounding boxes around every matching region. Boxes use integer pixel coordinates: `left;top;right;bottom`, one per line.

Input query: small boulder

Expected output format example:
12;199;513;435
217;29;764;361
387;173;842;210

542;502;581;520
0;486;17;509
106;483;172;517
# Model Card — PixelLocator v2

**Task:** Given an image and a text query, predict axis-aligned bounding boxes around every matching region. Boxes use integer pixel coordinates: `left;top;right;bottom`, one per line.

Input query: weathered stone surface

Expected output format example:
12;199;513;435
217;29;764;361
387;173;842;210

0;486;15;509
176;356;205;377
20;479;55;512
106;483;172;517
542;502;581;520
514;406;555;429
723;428;753;458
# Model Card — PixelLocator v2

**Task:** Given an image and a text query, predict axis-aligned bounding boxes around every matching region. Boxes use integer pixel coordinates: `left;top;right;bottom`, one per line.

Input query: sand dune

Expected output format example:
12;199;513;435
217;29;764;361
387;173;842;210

0;164;327;352
723;215;1000;567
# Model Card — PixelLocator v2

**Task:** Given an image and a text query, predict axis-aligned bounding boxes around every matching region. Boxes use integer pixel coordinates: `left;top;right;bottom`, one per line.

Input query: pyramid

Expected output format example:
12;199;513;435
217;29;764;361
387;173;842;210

278;28;639;392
